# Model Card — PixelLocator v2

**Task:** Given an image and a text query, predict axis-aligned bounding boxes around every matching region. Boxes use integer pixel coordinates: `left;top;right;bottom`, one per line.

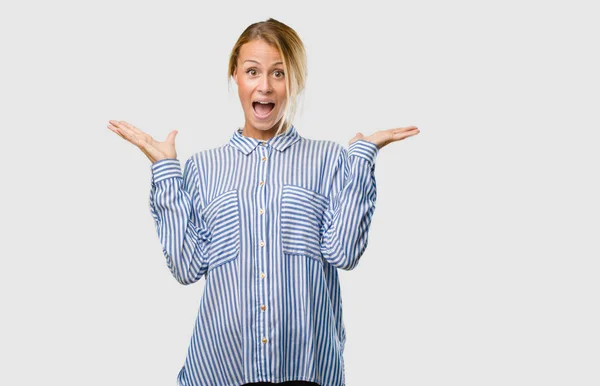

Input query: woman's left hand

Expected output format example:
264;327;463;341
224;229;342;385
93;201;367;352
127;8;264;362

349;126;420;149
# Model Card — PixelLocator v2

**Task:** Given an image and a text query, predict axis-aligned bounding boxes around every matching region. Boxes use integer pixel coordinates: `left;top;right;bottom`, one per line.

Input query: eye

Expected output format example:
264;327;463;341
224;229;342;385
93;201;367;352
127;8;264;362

246;68;257;76
274;70;285;78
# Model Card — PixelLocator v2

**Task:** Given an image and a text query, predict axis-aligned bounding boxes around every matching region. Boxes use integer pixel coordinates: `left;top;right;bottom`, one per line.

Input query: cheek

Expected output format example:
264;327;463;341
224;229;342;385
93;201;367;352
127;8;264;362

277;91;287;107
276;84;287;102
237;83;252;103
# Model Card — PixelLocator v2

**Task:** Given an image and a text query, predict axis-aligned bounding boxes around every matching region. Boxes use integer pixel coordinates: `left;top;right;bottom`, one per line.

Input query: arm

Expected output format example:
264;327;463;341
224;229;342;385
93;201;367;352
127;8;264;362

320;139;379;270
148;157;211;285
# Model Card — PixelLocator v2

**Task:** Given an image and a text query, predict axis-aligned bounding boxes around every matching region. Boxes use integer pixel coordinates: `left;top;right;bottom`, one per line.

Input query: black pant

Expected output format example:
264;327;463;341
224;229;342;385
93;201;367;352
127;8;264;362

242;382;320;385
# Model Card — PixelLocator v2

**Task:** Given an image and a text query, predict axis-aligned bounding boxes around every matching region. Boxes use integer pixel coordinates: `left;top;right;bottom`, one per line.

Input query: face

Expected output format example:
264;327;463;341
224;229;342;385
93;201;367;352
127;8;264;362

233;39;287;136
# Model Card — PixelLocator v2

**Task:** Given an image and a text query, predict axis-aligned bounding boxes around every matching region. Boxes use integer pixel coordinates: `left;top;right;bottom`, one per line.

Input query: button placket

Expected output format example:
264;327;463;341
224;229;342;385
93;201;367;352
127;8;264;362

257;143;271;351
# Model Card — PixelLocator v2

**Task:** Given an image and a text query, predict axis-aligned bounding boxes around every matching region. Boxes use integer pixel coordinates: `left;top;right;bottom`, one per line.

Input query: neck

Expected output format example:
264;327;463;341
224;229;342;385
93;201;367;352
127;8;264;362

241;120;286;141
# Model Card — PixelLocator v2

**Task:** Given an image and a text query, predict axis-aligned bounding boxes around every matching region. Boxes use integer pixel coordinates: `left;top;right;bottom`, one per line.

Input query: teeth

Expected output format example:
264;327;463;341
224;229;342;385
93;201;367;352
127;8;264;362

256;101;272;104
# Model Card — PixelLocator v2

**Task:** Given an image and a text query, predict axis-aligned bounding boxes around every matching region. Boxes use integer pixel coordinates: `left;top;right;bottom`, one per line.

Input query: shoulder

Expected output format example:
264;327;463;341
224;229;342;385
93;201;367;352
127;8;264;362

183;144;229;175
299;136;345;157
189;143;229;161
297;137;347;175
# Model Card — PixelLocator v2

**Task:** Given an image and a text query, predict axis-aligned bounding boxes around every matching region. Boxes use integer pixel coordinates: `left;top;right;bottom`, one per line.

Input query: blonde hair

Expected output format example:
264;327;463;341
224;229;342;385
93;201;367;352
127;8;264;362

227;18;307;137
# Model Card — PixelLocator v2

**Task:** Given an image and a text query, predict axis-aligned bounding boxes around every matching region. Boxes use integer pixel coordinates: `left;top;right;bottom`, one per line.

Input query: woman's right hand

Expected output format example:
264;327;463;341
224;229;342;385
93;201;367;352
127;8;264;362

107;120;178;164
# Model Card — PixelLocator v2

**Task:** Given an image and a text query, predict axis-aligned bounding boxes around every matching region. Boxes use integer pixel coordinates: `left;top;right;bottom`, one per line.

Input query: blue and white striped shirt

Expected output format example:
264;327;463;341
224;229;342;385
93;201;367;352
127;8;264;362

149;124;379;386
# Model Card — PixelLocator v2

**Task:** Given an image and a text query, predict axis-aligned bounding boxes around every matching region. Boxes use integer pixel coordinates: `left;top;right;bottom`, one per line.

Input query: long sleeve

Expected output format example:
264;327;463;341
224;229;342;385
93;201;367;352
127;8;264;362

148;157;212;285
320;139;379;270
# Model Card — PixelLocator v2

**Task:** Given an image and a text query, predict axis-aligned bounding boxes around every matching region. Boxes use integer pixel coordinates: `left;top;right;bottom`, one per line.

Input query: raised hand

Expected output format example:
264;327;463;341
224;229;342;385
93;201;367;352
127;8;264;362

107;120;178;164
349;126;420;149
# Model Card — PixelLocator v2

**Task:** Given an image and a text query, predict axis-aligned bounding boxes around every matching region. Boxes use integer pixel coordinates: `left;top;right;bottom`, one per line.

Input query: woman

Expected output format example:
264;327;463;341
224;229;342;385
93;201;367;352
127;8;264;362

108;18;419;386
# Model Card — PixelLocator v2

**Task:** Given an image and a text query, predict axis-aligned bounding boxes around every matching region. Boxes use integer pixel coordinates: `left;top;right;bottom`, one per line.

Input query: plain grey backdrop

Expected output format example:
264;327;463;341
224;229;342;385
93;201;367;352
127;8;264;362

1;1;598;385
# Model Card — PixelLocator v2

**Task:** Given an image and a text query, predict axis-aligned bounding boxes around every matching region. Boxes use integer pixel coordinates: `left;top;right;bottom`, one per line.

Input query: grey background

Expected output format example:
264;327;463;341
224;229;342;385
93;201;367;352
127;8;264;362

1;1;598;385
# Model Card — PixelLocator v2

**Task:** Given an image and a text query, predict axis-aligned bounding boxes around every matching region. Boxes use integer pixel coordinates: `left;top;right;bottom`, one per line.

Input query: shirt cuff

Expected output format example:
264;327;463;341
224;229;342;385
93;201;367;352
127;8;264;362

348;139;379;165
151;158;182;184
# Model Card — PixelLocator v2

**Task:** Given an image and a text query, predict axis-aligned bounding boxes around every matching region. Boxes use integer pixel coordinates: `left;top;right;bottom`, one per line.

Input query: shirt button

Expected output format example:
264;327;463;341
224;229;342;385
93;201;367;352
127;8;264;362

261;156;267;161
260;304;266;311
259;208;264;215
261;142;267;146
260;272;266;279
262;337;268;344
259;240;265;247
259;180;264;186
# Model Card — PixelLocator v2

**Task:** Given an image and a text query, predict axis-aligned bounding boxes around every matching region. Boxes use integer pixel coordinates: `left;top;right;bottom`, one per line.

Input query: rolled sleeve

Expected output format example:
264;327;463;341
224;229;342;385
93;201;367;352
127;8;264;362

151;158;182;185
347;140;379;165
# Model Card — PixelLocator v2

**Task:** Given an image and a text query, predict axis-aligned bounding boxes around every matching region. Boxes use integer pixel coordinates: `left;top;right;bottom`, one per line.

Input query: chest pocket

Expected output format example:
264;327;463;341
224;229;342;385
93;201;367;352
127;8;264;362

280;184;329;262
201;188;240;271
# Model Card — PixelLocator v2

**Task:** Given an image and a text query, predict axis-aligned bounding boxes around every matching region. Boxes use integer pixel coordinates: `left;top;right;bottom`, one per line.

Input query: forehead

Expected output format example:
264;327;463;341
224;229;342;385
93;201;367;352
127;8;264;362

239;39;282;65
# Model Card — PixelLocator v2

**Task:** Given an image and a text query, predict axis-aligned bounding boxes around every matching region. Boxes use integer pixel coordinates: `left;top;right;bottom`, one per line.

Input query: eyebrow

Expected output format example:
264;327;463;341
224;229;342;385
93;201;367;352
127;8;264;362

243;60;283;66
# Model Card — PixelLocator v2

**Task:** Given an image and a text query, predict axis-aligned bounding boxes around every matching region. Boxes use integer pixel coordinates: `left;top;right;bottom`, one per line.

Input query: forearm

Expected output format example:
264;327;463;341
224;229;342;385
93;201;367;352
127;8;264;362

149;158;211;285
320;140;378;270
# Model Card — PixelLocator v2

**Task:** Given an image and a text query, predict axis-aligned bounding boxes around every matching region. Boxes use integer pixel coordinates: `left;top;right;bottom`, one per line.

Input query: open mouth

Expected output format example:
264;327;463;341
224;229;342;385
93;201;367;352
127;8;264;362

252;101;275;119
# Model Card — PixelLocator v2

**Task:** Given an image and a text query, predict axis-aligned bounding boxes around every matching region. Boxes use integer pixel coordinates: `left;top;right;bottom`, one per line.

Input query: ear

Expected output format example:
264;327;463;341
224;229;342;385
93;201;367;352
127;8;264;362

233;68;238;85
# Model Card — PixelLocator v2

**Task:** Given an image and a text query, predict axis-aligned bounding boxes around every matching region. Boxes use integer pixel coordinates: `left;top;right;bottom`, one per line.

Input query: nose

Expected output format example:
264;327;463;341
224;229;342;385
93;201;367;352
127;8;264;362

258;74;272;94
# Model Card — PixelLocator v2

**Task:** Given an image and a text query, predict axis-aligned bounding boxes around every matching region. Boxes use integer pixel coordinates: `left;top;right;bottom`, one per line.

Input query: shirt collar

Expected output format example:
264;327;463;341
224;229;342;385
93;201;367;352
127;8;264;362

228;124;301;155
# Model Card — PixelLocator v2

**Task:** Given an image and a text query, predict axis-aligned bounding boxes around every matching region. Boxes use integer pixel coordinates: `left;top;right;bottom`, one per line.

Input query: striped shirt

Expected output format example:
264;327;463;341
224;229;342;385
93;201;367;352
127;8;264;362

149;124;379;386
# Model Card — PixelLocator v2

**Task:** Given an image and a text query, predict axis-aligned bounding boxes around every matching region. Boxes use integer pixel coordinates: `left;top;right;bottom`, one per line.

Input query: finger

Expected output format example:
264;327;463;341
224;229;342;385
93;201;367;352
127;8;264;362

392;129;419;141
122;121;157;146
110;120;138;139
391;126;419;135
109;120;132;137
119;121;145;136
113;122;145;148
107;123;119;134
389;126;418;133
112;123;158;161
166;130;178;145
108;123;127;141
111;122;135;143
110;120;145;141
